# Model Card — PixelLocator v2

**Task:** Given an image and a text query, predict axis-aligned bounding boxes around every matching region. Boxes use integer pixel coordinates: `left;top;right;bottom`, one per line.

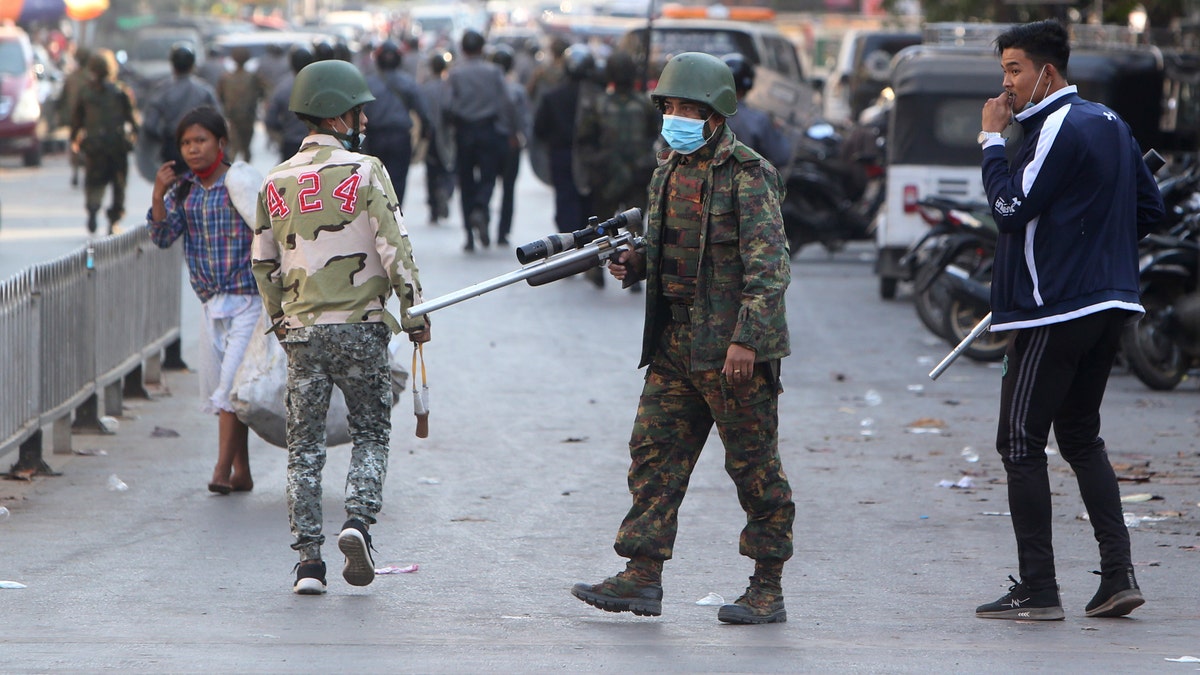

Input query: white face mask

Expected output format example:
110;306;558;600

1022;65;1050;111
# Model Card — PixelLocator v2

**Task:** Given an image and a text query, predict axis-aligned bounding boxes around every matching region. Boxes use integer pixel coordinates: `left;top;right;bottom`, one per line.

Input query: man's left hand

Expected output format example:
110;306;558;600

723;343;756;384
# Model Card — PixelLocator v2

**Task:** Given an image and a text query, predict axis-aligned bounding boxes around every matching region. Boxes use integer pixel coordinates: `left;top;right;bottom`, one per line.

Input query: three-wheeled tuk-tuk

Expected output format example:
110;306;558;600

875;27;1195;299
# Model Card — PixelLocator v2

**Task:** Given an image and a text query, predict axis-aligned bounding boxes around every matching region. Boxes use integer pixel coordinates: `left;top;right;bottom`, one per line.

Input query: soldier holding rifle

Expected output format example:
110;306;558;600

570;52;795;625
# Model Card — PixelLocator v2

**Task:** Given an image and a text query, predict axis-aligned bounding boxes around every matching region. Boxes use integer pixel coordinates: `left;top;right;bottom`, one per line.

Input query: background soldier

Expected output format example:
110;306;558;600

364;41;430;211
446;29;517;251
60;46;91;188
491;44;532;246
574;49;660;288
721;53;792;170
251;60;431;596
264;45;315;164
572;52;795;625
70;49;137;234
419;52;455;226
532;44;599;235
141;45;221;172
217;47;268;162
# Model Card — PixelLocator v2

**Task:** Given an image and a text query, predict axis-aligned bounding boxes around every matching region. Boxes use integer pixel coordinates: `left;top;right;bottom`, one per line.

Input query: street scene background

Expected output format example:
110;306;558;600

1;127;1198;672
2;0;1200;670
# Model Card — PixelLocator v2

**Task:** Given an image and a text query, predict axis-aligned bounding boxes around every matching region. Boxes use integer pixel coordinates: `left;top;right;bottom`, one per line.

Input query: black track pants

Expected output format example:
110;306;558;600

995;309;1133;590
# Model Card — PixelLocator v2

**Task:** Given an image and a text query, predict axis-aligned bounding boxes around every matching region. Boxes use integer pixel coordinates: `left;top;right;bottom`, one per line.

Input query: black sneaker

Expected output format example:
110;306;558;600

976;576;1064;620
1085;568;1144;617
718;583;787;625
293;560;327;595
571;570;663;616
337;519;376;587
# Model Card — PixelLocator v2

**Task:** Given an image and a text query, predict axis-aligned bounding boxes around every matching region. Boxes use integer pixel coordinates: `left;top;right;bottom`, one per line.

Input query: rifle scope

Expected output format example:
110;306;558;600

515;208;642;264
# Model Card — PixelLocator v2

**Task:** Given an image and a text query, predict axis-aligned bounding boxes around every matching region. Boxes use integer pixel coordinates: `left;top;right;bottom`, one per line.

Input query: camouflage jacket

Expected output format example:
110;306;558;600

251;135;425;334
637;123;791;370
217;69;268;122
71;80;137;153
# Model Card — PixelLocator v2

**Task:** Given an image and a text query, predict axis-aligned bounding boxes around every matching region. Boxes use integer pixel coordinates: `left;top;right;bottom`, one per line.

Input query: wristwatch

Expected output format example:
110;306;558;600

977;131;1004;146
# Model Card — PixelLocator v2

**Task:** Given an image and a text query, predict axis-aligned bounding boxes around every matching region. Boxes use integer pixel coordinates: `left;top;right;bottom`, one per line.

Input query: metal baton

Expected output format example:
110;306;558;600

928;312;992;380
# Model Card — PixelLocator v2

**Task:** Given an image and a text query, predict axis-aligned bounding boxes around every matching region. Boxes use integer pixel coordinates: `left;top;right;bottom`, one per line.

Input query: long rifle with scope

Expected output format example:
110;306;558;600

407;208;644;318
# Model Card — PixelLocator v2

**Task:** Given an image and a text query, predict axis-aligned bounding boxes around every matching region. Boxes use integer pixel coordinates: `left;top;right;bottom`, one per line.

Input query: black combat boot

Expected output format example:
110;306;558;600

572;557;663;616
718;560;786;624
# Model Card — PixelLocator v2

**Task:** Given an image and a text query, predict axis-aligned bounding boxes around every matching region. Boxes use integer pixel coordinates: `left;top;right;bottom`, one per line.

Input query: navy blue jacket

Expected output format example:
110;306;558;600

982;86;1164;331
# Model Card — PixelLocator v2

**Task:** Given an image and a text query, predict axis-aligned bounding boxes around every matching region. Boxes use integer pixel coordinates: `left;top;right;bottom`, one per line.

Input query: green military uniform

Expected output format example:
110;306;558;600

217;67;268;162
575;89;660;224
618;122;794;564
71;61;137;232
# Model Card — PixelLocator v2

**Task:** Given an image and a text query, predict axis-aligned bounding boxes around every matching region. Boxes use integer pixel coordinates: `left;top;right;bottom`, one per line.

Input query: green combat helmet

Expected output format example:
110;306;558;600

651;52;738;117
288;59;375;119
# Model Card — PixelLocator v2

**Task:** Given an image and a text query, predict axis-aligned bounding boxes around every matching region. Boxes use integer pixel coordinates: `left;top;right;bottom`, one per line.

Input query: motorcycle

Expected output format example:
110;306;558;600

781;119;885;256
901;196;997;343
1121;208;1200;390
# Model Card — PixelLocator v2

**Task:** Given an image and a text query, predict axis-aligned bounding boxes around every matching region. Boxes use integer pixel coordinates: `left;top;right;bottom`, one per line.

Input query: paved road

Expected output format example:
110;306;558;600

2;140;1198;673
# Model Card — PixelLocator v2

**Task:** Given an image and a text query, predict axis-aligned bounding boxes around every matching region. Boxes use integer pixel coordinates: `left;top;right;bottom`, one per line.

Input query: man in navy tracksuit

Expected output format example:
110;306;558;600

973;20;1164;621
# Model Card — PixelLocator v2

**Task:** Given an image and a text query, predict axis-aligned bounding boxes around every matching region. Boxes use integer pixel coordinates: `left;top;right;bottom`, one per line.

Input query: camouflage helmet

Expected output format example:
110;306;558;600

651;52;738;117
289;60;375;119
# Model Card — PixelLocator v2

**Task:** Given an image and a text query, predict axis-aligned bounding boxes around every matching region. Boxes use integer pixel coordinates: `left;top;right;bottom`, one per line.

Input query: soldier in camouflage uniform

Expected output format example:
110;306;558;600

250;60;431;595
61;46;90;188
70;49;137;234
571;52;795;625
216;47;268;162
574;50;660;288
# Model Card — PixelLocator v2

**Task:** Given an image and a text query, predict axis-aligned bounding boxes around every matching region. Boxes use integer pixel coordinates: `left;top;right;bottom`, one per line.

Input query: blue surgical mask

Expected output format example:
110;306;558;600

661;114;707;154
335;118;366;151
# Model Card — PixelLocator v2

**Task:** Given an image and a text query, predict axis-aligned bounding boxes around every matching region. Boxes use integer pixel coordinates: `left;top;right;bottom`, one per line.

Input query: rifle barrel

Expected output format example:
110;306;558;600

407;232;639;317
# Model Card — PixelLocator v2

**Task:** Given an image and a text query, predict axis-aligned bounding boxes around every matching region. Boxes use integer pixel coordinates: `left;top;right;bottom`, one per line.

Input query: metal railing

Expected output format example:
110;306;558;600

0;227;182;471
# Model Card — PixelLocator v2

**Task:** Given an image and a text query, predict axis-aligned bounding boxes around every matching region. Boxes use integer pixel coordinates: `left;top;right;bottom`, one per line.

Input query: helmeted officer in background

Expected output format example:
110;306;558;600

364;41;431;210
264;45;315;164
721;53;791;171
571;52;795;625
447;29;517;251
142;45;221;173
532;44;600;235
251;59;431;596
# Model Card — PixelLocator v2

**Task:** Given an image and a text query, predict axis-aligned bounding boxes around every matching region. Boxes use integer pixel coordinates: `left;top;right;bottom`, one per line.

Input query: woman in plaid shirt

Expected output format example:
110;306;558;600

147;106;260;496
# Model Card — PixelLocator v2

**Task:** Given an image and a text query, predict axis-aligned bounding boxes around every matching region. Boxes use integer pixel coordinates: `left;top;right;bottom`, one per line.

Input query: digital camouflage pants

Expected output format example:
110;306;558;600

615;319;795;564
282;323;392;561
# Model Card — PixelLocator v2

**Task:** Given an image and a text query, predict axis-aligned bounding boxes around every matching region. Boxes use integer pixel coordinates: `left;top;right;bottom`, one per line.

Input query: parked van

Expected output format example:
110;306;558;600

822;29;920;125
0;24;46;166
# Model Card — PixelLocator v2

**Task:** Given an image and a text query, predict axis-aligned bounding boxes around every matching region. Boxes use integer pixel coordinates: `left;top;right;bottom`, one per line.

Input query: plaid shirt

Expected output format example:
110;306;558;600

147;171;258;303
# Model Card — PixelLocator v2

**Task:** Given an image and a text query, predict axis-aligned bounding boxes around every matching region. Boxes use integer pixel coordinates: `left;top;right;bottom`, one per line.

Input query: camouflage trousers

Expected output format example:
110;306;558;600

615;320;795;563
282;323;392;561
83;148;128;222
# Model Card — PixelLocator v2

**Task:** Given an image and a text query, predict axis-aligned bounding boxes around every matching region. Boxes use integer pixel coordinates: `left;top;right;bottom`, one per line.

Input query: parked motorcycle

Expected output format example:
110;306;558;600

781;120;885;256
1121;208;1200;390
901;196;997;343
